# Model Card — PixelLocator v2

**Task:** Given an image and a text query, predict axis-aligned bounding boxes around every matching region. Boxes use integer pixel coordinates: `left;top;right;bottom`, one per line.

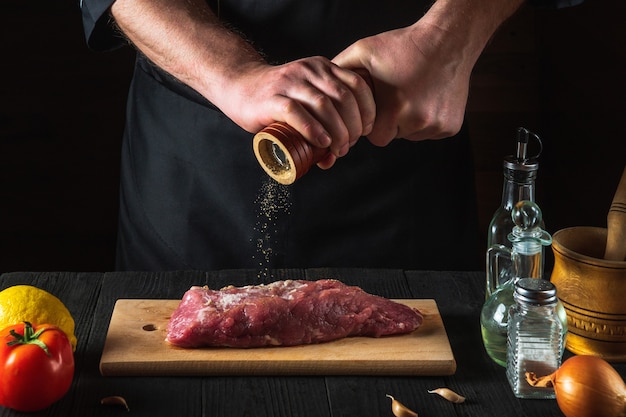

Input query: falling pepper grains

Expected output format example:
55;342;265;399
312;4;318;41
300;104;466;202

253;179;292;281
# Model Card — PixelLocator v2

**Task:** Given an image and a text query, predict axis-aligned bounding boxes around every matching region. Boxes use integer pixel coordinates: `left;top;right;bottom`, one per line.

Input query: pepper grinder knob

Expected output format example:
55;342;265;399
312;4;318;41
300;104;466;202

253;69;373;185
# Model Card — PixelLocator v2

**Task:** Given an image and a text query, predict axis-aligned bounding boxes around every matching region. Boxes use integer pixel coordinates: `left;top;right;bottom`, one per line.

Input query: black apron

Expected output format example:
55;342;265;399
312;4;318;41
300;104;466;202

115;0;481;271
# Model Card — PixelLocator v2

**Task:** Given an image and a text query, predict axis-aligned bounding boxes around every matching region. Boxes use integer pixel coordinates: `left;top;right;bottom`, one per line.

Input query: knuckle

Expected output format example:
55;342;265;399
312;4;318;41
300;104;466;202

310;93;333;112
334;83;353;102
278;97;300;116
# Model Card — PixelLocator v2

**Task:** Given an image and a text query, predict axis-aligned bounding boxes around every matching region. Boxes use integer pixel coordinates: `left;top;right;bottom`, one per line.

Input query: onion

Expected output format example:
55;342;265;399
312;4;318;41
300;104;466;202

526;355;626;417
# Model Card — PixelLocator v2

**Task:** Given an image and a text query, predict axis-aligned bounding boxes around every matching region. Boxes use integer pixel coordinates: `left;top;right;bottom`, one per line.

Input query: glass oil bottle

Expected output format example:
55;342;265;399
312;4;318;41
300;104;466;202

480;200;552;367
486;127;543;299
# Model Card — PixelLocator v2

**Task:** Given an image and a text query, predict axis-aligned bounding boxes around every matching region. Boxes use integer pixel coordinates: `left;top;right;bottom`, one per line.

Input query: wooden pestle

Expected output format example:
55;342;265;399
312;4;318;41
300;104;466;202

604;166;626;261
253;69;373;185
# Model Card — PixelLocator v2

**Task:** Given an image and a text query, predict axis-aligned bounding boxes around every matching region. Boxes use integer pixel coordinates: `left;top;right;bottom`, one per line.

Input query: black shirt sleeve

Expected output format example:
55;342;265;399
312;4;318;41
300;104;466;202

79;0;584;51
80;0;126;51
528;0;584;8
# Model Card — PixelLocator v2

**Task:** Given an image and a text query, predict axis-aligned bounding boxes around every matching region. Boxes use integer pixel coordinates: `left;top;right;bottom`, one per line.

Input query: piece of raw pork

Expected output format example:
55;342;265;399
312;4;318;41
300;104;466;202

166;279;423;348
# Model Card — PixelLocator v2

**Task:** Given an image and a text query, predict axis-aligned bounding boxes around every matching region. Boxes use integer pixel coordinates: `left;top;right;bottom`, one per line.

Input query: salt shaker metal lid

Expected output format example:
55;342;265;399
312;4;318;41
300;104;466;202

514;278;557;305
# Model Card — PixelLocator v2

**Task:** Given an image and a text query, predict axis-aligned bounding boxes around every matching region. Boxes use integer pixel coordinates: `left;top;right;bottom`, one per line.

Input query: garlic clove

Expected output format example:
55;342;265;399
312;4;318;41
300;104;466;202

386;394;418;417
427;388;466;403
100;396;130;411
387;394;417;417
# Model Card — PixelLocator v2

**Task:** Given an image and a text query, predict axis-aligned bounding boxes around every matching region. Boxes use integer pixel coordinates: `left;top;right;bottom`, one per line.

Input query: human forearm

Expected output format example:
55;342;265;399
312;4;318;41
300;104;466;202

110;0;374;160
416;0;525;70
110;0;264;106
333;0;525;144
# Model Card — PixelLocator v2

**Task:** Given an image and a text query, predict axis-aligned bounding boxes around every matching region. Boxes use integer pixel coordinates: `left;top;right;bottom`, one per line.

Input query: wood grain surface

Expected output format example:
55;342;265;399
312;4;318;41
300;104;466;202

6;270;625;417
100;299;455;377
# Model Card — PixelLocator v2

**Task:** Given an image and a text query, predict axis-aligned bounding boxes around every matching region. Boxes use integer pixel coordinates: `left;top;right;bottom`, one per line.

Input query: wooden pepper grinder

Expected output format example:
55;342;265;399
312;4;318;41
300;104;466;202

253;69;373;185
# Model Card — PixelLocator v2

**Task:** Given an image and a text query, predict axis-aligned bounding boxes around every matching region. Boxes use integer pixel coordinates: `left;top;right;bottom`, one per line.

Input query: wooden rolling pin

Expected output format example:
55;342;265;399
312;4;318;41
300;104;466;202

253;69;373;185
604;166;626;261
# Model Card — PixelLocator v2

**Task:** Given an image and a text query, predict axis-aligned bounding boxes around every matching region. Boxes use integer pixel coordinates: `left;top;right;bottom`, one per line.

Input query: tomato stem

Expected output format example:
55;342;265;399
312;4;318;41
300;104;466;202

7;321;51;356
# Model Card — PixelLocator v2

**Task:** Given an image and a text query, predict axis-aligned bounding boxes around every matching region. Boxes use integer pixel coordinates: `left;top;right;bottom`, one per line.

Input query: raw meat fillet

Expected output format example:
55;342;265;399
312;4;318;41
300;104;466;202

166;279;423;348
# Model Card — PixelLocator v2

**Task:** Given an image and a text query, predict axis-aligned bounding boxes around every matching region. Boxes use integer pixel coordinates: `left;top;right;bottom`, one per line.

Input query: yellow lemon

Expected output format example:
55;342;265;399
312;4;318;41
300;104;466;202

0;285;77;350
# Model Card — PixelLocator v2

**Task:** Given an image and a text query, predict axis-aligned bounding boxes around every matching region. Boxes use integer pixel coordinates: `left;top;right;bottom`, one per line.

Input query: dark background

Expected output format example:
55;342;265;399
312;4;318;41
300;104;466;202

1;0;625;273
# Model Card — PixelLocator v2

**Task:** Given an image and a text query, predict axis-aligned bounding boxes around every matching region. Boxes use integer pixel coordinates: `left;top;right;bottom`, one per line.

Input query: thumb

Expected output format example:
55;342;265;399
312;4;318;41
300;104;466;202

332;44;367;70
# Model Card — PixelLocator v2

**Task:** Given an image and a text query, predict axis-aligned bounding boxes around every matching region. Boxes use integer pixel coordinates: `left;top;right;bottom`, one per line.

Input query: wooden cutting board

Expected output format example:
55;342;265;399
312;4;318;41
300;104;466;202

99;299;455;376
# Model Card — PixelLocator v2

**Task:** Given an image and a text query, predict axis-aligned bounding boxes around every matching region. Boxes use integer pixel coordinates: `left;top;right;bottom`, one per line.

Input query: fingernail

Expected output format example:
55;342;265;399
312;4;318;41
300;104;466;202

318;133;332;147
338;143;349;157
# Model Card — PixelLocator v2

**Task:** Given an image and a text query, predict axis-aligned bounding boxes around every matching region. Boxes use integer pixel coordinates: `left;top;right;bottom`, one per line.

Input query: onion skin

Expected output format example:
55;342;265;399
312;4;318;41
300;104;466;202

527;355;626;417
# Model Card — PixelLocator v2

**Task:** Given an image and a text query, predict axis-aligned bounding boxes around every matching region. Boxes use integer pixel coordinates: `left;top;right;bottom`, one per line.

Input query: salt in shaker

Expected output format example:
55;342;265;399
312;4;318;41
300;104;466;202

506;278;566;399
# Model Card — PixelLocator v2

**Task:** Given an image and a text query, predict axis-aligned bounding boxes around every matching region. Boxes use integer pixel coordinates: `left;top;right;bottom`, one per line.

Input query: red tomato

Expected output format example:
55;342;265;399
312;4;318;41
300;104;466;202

0;322;74;412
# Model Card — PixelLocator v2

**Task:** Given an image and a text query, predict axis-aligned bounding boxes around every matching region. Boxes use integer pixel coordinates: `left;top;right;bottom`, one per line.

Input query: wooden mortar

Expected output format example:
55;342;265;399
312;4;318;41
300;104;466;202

551;226;626;361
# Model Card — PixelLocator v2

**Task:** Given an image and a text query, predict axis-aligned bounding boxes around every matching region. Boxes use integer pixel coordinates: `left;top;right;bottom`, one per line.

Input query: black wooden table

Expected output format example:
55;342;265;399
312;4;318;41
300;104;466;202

0;269;622;417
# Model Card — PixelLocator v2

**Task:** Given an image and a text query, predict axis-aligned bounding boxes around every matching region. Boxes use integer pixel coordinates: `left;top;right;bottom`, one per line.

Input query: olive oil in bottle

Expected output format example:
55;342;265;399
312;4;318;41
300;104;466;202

481;201;552;366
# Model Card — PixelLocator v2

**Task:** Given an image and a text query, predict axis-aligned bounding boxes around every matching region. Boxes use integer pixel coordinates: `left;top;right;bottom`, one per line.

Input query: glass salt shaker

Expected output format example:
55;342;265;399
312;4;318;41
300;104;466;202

506;278;566;399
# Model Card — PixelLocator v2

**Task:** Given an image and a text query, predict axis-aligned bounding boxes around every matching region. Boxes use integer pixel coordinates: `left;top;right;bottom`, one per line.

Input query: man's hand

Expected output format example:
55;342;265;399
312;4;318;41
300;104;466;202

222;57;375;162
333;23;471;146
111;0;374;166
333;0;524;146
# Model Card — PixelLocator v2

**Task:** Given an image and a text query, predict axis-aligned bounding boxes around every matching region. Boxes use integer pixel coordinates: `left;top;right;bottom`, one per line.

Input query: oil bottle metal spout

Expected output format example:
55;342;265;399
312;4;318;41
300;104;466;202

505;127;542;176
